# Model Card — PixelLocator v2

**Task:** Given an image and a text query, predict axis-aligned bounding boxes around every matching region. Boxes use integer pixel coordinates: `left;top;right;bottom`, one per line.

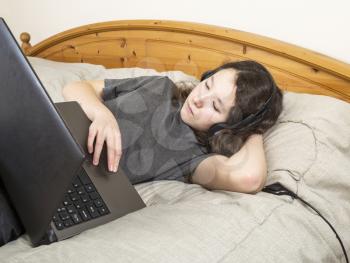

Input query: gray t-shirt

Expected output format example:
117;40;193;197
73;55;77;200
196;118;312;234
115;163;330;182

102;76;216;184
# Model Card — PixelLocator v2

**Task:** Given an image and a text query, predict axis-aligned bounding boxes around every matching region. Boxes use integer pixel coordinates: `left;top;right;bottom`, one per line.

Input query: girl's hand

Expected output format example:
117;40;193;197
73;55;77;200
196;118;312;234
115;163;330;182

87;109;122;173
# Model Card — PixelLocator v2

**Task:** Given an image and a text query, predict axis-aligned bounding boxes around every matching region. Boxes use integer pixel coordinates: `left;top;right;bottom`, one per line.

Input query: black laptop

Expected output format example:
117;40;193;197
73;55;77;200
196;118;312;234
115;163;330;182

0;18;146;247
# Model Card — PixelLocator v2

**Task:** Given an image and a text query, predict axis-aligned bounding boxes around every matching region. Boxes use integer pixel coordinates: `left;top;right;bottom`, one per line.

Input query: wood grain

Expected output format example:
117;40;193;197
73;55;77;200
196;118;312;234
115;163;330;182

20;20;350;103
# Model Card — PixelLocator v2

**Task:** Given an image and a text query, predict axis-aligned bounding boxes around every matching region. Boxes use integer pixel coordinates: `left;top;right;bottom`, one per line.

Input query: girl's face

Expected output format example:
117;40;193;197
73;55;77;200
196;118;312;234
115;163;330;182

180;69;237;131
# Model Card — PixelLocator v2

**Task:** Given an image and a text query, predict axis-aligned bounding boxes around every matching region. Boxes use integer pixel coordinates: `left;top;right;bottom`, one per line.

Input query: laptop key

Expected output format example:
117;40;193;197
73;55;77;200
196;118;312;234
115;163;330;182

54;221;64;230
70;193;80;202
79;208;91;221
74;200;84;210
63;198;72;206
81;194;89;203
71;213;82;224
98;206;109;216
59;212;70;221
72;177;82;188
77;187;85;195
64;219;74;227
85;184;95;193
87;204;100;218
89;191;99;200
52;213;60;222
66;205;76;214
94;199;103;207
57;207;66;213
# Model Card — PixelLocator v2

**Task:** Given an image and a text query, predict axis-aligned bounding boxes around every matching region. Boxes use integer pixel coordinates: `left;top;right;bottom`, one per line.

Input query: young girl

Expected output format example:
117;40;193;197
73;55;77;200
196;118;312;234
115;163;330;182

62;60;283;194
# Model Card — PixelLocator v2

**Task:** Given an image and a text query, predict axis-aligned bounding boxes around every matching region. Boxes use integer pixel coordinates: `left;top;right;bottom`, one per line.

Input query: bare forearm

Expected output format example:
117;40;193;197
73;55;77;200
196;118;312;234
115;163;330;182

62;81;110;121
219;134;267;193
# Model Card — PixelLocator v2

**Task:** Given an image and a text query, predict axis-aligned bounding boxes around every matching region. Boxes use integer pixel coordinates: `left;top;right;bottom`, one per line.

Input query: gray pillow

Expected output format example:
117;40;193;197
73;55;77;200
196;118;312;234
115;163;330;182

0;179;24;246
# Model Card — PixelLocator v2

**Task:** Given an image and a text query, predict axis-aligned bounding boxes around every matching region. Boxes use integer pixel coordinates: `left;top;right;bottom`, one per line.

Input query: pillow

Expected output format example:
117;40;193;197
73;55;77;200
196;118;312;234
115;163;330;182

28;57;106;103
100;67;199;84
28;56;199;103
262;91;350;195
0;180;24;247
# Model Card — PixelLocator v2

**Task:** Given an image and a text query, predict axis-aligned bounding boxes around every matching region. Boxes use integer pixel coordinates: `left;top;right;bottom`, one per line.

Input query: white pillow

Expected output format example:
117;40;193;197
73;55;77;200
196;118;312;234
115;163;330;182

263;91;350;193
28;57;199;103
100;67;199;84
28;57;106;102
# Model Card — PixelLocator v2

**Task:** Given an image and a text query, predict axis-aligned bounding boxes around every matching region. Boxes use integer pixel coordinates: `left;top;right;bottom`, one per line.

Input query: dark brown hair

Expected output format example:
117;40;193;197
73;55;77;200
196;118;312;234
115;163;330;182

173;60;284;157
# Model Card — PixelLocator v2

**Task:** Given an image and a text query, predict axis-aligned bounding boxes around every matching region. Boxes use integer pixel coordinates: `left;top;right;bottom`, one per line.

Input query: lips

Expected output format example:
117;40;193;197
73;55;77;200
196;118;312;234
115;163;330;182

187;103;193;115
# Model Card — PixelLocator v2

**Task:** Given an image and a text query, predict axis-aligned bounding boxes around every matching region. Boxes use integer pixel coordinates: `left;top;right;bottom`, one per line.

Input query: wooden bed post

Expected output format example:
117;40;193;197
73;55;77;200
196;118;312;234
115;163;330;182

20;32;32;54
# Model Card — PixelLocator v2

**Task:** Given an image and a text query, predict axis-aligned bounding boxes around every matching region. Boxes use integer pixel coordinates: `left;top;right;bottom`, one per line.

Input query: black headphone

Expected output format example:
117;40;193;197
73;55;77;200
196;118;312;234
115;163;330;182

208;93;274;138
200;69;275;139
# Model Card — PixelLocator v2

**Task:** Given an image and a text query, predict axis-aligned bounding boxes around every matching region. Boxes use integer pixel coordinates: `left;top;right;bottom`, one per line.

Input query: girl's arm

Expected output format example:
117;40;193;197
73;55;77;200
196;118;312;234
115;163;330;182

62;80;122;173
62;80;106;121
191;134;267;194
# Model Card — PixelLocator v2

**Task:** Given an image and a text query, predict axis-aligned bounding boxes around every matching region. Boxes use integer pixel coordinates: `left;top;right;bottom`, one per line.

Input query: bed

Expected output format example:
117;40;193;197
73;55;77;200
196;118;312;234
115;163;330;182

1;20;350;262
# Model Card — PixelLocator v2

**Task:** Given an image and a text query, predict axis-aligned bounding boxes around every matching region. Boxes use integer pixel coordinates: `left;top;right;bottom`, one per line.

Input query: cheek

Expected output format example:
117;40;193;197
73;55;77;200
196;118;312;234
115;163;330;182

189;88;197;98
201;109;217;123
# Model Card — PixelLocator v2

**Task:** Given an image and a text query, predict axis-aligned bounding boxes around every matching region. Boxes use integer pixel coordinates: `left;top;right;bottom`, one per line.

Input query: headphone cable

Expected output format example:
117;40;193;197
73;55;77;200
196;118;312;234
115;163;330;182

262;183;348;263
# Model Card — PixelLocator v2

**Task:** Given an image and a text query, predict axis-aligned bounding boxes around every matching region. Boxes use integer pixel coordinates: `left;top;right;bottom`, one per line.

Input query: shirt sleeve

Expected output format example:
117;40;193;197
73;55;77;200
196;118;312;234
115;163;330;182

102;78;139;101
162;152;218;184
183;152;218;183
102;76;163;101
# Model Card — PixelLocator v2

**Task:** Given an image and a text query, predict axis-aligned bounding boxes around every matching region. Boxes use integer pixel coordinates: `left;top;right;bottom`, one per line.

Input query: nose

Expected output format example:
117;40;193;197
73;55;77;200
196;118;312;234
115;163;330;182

193;92;212;108
193;97;203;108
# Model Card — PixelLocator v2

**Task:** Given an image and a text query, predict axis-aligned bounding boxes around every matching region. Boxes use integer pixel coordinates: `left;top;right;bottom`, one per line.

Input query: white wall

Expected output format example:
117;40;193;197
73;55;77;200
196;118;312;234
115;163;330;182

1;0;349;64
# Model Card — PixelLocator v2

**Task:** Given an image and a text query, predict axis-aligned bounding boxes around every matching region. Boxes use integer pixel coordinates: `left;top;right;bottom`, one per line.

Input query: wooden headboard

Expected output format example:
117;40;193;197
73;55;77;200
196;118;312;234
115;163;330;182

20;20;350;103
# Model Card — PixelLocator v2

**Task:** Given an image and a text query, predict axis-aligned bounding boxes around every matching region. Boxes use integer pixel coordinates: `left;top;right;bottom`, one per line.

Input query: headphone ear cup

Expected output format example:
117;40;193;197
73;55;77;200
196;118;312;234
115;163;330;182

208;113;255;138
208;123;226;138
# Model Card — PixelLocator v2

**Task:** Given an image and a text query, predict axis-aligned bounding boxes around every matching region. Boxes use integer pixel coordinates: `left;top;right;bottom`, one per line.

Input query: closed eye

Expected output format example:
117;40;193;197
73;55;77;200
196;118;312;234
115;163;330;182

206;81;219;112
213;102;219;112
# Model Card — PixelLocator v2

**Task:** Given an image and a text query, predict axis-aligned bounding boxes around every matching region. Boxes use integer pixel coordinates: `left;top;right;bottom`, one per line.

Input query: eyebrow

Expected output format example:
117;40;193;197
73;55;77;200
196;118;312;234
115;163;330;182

211;75;225;112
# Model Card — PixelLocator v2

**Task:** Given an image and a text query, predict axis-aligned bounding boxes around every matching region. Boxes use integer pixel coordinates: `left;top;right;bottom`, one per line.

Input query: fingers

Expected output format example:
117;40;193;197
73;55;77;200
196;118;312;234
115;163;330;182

93;131;104;166
114;134;122;172
106;132;122;172
88;123;122;173
106;133;115;172
87;126;97;154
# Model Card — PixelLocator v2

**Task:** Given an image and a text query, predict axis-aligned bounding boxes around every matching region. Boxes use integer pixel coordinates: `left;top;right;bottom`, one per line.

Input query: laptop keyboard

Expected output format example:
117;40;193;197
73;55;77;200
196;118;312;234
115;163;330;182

52;168;110;230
